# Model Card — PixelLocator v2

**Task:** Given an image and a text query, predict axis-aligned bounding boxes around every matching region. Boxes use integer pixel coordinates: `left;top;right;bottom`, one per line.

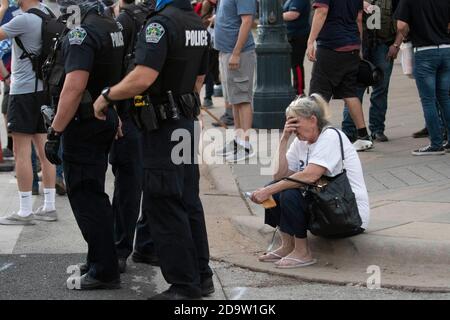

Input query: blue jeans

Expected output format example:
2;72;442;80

342;43;394;138
265;189;310;239
413;48;450;148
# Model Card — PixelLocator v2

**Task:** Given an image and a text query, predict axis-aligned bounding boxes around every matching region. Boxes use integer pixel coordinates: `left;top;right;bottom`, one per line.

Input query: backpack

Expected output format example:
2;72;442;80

14;7;66;91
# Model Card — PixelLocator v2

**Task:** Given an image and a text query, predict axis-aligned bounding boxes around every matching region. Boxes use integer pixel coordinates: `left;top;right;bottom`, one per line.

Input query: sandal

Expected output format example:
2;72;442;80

258;251;283;263
275;257;317;269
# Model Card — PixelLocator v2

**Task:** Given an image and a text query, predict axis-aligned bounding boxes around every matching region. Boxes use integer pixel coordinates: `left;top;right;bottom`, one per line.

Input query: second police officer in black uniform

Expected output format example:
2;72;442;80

93;0;214;300
105;0;157;273
45;0;125;289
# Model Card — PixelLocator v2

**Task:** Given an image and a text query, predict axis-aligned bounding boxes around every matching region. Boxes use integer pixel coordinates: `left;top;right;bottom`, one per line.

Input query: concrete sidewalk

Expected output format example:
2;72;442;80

200;60;450;292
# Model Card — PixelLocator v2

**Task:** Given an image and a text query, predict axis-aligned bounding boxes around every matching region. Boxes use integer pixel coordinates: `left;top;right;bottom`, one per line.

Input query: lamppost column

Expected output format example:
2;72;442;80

253;0;296;129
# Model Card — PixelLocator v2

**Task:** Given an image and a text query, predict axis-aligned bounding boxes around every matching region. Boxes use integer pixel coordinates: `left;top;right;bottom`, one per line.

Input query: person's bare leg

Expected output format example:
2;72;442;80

258;230;294;260
232;104;241;131
344;97;367;130
32;134;55;189
275;237;314;266
12;133;33;191
236;102;253;142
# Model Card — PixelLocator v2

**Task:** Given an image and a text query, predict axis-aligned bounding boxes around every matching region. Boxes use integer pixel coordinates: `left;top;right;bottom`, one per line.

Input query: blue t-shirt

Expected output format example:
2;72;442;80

314;0;363;50
214;0;256;53
283;0;311;38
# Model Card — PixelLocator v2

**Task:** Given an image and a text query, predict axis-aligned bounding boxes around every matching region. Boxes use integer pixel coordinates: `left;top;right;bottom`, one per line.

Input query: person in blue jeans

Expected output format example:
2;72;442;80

342;0;400;143
395;0;450;155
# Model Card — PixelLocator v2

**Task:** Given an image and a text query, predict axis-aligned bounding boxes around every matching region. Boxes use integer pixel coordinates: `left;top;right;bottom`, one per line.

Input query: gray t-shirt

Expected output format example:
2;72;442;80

2;3;49;95
214;0;256;53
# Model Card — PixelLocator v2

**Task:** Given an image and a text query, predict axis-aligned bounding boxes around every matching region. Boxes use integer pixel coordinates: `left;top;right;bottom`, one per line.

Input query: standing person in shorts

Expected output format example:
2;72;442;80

0;0;18;159
214;0;257;162
0;0;56;226
307;0;373;152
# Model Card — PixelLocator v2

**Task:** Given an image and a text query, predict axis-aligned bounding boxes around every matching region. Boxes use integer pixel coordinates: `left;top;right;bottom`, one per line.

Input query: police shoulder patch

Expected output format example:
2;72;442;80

146;22;165;44
116;21;124;31
68;27;87;46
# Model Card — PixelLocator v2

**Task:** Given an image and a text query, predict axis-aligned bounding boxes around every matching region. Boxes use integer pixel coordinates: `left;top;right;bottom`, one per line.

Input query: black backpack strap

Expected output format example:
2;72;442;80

27;7;55;20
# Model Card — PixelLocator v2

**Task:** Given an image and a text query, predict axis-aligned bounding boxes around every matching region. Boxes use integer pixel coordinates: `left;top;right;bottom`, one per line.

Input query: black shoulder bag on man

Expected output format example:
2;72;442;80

283;127;362;237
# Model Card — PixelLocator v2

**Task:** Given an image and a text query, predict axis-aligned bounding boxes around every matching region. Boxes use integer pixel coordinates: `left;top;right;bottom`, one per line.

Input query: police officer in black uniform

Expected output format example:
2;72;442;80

108;0;155;272
45;0;125;289
93;0;214;300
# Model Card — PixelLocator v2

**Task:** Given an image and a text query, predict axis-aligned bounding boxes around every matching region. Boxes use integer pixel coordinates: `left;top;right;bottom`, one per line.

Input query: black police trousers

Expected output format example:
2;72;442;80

63;109;119;282
142;116;213;297
109;117;144;259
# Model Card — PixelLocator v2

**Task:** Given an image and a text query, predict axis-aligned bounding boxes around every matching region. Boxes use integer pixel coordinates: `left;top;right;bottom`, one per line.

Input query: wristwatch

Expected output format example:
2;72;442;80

101;87;114;103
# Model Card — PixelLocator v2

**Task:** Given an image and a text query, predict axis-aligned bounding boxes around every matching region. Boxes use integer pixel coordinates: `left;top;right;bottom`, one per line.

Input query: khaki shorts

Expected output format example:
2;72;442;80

219;50;256;105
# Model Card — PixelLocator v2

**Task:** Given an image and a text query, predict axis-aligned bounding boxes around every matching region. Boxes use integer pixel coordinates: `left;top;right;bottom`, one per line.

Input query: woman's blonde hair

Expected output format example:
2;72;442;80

285;93;331;130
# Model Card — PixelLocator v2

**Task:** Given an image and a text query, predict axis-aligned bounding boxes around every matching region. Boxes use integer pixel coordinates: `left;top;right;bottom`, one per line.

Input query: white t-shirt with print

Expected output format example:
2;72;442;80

286;128;370;229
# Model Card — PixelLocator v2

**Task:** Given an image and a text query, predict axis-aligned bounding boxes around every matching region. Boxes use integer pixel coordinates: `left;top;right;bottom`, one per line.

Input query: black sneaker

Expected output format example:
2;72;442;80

411;145;445;156
412;128;428;138
70;273;121;290
2;148;13;160
212;116;234;127
371;132;388;142
443;142;450;153
55;177;67;196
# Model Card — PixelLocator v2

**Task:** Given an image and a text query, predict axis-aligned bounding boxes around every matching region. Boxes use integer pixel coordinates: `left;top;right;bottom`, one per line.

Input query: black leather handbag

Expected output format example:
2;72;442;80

283;128;362;237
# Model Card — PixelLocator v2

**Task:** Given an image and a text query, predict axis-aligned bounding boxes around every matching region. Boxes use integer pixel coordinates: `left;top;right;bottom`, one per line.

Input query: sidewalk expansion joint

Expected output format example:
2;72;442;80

366;221;414;233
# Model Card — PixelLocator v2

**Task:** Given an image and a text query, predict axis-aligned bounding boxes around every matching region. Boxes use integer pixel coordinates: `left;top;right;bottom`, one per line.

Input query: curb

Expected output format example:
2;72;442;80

204;162;450;292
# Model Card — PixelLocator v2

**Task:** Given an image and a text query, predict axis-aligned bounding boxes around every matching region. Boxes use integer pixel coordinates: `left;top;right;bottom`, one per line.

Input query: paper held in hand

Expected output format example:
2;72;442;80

244;192;277;209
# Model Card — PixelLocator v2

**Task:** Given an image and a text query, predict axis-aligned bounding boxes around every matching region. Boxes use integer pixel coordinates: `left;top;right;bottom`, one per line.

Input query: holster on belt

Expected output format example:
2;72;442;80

178;92;201;119
132;95;159;131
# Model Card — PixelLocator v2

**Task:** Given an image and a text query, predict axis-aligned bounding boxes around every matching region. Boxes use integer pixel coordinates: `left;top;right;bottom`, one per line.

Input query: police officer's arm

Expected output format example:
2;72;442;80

51;27;96;132
94;19;169;119
51;71;89;132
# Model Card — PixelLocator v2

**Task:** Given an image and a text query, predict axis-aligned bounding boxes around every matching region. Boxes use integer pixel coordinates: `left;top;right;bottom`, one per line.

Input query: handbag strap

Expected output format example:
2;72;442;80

324;127;345;170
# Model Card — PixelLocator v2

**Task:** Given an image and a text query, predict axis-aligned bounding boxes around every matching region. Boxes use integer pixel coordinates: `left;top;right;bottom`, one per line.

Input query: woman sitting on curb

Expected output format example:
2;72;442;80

250;94;370;269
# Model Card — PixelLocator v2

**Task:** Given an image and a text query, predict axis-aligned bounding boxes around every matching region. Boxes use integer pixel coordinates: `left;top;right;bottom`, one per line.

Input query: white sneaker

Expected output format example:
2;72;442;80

33;206;58;222
226;146;255;163
0;212;35;225
215;140;239;157
353;139;373;152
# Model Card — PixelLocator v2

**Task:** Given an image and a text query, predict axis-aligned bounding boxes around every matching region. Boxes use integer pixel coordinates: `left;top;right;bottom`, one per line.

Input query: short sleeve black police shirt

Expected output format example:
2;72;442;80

63;26;98;74
134;16;170;72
